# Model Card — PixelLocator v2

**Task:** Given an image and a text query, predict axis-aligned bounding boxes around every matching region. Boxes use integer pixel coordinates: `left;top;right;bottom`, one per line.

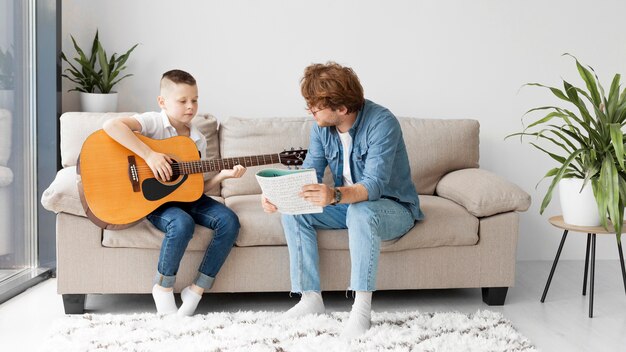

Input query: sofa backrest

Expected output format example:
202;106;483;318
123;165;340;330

59;112;479;197
219;116;317;198
400;118;479;195
59;112;221;195
219;116;480;197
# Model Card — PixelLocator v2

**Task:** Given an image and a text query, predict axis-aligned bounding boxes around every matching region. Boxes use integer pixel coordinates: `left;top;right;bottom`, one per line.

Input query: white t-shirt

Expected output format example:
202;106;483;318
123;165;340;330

338;131;354;186
133;110;209;180
133;110;207;159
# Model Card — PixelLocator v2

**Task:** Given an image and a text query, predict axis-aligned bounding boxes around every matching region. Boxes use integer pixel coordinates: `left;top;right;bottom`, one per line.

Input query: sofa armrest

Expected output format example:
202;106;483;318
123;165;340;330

435;168;531;217
41;166;86;217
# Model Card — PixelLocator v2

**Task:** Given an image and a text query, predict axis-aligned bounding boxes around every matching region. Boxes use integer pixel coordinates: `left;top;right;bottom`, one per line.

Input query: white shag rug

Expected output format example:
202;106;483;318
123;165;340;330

42;310;537;352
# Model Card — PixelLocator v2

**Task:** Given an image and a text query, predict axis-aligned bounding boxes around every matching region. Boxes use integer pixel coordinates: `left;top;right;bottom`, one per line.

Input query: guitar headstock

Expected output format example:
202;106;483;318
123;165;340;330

279;148;307;167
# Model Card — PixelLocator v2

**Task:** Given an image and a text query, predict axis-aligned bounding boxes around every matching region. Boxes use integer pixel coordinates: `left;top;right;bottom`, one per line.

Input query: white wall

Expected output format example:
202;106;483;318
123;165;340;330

62;0;626;261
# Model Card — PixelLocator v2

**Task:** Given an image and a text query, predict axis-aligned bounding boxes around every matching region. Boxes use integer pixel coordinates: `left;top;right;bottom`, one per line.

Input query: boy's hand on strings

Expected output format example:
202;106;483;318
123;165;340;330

219;164;246;179
145;151;173;181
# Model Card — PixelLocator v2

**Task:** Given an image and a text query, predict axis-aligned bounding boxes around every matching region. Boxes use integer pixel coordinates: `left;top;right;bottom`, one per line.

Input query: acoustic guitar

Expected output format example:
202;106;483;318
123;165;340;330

77;129;307;228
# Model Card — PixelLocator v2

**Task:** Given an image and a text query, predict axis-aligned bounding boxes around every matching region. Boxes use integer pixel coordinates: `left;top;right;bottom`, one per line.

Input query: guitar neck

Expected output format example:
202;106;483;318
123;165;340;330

176;154;282;174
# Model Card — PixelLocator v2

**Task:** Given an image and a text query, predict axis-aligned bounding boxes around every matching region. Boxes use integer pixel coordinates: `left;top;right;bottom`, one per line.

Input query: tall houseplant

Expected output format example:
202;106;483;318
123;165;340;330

507;54;626;238
61;30;137;111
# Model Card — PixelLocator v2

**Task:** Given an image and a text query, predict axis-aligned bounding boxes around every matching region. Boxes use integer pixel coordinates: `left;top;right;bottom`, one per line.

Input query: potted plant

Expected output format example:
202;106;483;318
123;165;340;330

0;45;14;111
61;30;138;112
507;54;626;238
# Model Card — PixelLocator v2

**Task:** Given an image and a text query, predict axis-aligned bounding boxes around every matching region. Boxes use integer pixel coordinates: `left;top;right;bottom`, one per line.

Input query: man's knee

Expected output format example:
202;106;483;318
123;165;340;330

346;202;378;228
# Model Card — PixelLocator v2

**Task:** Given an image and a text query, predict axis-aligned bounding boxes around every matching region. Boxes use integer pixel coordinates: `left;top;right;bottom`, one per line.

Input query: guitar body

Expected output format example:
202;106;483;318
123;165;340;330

78;130;204;227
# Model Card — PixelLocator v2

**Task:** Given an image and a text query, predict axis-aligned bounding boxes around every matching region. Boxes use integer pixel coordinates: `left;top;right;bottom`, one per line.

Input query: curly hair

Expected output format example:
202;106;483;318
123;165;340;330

300;62;364;114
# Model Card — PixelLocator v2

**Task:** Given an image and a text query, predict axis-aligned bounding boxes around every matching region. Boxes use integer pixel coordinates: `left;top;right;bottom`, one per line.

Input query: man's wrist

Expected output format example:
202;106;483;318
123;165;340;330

331;187;342;205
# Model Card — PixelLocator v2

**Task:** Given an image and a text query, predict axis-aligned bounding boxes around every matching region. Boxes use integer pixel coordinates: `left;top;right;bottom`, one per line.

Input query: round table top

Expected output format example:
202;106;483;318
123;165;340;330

549;215;624;234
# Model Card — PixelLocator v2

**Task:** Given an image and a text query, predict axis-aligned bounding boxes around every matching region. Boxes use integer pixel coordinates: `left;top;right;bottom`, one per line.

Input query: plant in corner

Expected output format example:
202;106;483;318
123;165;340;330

61;30;137;112
507;54;626;239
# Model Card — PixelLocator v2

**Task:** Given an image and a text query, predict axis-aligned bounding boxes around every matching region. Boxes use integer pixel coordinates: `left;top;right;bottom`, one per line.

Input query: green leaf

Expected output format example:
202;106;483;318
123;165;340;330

598;155;620;233
607;74;620;120
524;83;570;102
609;123;625;170
564;53;602;107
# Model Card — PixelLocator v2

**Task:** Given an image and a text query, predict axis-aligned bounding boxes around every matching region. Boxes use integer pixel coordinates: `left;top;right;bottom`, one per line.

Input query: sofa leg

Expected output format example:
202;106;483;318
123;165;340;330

481;287;508;306
62;294;86;314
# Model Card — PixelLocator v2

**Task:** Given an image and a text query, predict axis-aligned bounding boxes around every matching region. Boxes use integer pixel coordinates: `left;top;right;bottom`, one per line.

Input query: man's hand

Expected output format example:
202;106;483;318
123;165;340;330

145;151;173;181
219;164;247;179
262;196;278;214
300;183;334;206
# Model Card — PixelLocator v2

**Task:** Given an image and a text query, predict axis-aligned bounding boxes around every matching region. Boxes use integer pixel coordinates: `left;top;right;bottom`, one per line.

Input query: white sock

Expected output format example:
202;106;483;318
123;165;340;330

341;291;372;339
283;291;325;318
152;284;177;314
177;286;203;316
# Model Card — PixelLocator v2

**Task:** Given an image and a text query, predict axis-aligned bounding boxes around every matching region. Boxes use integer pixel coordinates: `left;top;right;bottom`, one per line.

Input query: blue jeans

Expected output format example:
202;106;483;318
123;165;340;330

147;194;240;290
281;199;415;292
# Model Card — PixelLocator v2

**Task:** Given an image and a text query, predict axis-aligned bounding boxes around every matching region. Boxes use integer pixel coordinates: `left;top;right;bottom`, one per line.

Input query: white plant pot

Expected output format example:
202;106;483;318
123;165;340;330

79;92;118;112
558;178;601;226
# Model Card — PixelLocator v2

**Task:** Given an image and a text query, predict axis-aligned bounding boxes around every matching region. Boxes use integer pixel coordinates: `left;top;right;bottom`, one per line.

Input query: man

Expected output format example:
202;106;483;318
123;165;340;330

262;62;423;338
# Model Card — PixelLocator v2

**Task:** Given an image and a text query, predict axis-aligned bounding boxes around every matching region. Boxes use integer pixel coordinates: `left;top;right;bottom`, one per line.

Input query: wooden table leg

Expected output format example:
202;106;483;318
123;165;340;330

542;230;568;303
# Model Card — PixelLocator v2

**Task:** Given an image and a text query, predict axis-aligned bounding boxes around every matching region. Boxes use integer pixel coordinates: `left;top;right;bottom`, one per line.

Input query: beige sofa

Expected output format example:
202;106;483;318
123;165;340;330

41;112;531;314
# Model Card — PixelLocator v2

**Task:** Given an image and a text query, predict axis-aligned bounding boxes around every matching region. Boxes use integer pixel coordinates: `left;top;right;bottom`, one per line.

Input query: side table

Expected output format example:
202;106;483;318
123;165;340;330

541;215;626;317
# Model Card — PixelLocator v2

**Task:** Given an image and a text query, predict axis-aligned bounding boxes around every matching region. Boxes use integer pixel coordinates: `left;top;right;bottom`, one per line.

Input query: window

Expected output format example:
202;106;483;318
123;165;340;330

0;0;58;302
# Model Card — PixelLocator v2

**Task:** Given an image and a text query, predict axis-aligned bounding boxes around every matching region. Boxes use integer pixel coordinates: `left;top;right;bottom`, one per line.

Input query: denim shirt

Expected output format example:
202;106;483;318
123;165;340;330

303;99;424;221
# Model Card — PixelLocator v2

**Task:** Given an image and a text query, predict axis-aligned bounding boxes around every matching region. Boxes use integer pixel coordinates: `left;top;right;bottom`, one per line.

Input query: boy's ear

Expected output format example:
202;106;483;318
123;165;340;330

157;95;166;109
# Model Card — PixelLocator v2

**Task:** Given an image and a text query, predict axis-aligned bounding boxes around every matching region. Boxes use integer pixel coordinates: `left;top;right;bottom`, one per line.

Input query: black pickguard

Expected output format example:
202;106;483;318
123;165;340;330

142;175;188;201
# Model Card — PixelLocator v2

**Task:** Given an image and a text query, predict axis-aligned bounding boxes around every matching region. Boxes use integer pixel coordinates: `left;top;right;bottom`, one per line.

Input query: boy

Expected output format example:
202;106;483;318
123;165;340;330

103;69;245;316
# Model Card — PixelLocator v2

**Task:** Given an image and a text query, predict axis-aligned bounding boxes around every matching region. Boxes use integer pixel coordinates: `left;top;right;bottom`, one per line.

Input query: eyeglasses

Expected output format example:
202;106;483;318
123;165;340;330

306;106;328;117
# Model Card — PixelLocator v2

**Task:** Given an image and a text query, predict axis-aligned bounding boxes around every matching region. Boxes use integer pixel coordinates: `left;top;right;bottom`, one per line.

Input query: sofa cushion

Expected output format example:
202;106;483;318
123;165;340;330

102;217;216;250
219;117;315;198
225;194;286;247
100;195;478;251
0;109;11;166
436;168;531;217
400;118;479;195
40;166;85;216
317;195;479;251
227;194;478;249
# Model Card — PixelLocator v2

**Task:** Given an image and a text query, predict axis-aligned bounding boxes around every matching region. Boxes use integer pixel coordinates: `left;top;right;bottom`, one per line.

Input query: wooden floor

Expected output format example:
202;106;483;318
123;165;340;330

0;260;625;351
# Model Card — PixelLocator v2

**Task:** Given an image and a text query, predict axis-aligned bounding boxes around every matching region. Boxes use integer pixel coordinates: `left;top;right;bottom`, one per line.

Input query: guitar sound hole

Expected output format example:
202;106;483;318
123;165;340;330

169;160;181;181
